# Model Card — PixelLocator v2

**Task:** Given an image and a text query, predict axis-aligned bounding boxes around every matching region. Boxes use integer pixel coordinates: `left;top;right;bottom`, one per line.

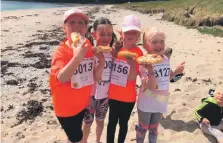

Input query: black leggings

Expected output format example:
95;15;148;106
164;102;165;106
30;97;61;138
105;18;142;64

107;99;135;143
57;109;85;143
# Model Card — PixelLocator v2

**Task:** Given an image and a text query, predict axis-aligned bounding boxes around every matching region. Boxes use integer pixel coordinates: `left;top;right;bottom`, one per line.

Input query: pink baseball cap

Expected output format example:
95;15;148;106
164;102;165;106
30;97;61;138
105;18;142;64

122;15;141;32
63;8;89;23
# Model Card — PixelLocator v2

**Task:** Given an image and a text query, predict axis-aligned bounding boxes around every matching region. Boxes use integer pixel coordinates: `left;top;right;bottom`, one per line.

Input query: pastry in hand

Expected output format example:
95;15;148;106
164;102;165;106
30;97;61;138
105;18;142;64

71;32;81;47
117;50;138;58
137;54;163;64
97;46;112;53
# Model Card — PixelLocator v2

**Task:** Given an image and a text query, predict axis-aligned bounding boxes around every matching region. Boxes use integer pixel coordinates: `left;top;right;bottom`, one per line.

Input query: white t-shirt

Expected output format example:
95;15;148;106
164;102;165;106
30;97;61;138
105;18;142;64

91;53;112;99
137;57;170;113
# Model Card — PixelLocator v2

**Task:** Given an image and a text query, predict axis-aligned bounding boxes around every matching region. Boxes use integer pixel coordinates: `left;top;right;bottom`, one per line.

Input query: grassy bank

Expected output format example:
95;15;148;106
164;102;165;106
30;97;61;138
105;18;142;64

114;0;223;37
197;27;223;37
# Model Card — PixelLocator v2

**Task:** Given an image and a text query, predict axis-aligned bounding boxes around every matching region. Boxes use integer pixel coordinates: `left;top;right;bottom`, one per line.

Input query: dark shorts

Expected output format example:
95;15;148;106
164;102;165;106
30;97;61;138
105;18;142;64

57;109;85;142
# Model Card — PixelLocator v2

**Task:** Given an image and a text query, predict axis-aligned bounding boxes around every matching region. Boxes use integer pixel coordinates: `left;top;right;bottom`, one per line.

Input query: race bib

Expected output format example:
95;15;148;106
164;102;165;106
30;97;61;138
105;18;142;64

153;62;170;90
96;53;112;81
71;57;94;89
110;59;130;87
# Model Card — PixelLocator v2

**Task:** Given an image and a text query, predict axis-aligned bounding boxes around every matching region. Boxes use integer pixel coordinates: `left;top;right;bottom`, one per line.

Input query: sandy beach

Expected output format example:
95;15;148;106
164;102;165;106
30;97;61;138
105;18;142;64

1;4;223;143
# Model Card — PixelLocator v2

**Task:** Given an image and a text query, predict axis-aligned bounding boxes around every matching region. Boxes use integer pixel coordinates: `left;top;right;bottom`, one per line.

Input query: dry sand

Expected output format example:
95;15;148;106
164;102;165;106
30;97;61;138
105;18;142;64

1;4;223;143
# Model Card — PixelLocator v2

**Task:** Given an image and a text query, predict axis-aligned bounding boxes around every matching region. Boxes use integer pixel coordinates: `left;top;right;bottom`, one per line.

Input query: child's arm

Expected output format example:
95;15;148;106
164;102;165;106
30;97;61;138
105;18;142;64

57;40;88;83
194;102;208;123
93;53;105;81
144;73;157;91
111;40;122;58
139;65;157;91
126;58;138;81
170;62;185;80
170;70;176;80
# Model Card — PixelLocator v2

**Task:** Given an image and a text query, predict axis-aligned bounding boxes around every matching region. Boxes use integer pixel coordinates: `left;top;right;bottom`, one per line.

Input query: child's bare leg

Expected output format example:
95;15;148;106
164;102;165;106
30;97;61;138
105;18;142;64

95;119;104;143
82;122;93;143
95;98;109;143
82;97;96;143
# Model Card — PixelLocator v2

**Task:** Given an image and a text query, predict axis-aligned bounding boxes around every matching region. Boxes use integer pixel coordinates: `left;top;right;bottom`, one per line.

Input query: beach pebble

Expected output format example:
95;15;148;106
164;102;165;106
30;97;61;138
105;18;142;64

47;120;57;125
174;88;181;92
197;40;202;43
1;106;4;112
6;80;19;86
192;78;197;82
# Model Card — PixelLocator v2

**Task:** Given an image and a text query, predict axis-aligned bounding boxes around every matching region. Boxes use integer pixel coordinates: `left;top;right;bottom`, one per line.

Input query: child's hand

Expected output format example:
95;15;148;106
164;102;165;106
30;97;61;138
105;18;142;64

126;57;137;80
125;57;136;66
92;46;105;62
142;73;157;92
113;39;123;49
174;62;185;75
73;39;89;58
112;40;123;57
144;64;153;74
202;118;210;126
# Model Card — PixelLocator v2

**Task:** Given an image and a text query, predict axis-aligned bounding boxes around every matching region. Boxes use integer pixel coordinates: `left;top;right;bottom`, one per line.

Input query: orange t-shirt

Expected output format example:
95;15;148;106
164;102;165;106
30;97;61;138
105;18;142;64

49;39;94;117
108;47;143;102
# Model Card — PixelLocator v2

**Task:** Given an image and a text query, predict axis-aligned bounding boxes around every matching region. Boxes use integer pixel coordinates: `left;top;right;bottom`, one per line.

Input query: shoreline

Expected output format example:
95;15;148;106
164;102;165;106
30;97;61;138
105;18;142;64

0;1;84;12
1;5;223;143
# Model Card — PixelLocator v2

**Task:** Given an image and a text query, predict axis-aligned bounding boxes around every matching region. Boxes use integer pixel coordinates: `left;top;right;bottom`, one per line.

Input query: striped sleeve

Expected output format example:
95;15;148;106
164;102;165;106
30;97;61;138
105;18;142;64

194;102;208;122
